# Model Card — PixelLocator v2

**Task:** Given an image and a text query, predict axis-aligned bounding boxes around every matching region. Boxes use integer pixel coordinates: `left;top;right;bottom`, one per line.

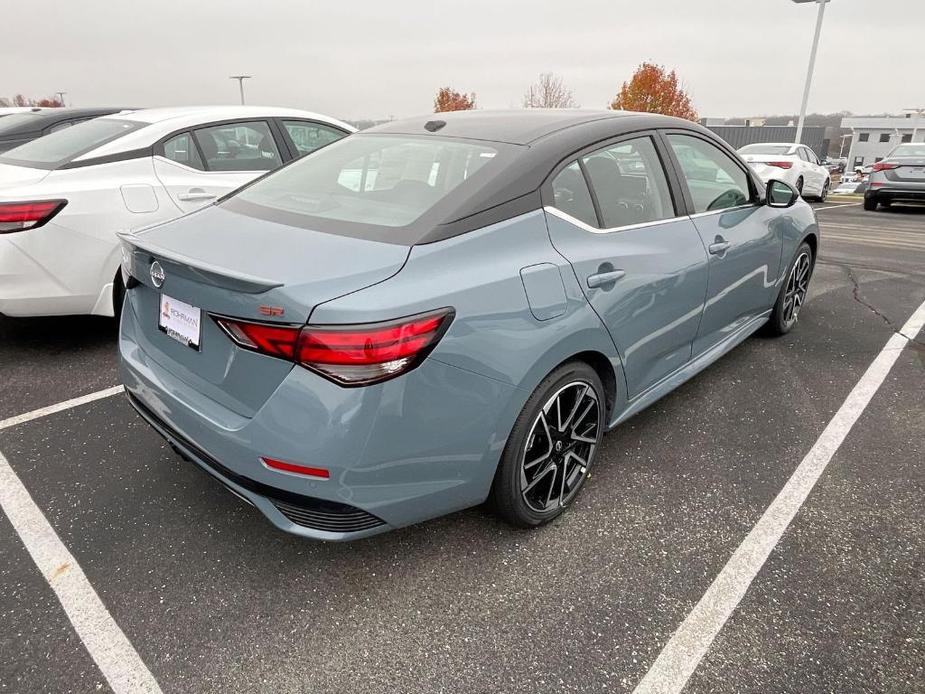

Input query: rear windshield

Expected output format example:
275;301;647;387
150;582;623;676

0;118;144;169
227;134;510;239
890;144;925;158
738;144;793;156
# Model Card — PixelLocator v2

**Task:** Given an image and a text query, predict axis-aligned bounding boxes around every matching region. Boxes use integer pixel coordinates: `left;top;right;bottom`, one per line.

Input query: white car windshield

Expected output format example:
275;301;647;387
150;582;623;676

0;118;144;169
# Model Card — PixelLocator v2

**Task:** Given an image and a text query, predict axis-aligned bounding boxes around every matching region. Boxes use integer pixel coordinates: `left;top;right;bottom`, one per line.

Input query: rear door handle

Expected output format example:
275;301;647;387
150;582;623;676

586;270;626;289
708;240;731;255
177;190;217;202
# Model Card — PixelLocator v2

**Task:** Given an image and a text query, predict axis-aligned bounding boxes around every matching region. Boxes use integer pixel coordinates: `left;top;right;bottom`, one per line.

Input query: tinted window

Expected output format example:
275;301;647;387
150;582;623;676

582;137;674;228
232;134;504;230
0;118;144;169
46;121;75;134
551;162;598;227
193;121;280;172
283;121;345;156
162;132;204;170
668;134;752;213
0;113;43;134
891;143;925;157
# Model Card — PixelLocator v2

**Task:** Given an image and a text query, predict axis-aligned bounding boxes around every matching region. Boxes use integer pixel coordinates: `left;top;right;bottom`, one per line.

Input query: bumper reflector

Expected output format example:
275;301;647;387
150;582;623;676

261;456;330;479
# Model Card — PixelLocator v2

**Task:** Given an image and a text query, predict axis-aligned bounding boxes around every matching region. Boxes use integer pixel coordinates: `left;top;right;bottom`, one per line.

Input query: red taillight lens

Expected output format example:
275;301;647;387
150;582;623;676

0;199;67;233
871;162;899;172
767;161;793;170
214;308;454;386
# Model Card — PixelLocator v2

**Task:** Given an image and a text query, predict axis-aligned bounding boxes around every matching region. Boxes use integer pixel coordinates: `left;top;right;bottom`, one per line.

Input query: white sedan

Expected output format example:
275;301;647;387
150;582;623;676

738;142;831;201
0;106;353;317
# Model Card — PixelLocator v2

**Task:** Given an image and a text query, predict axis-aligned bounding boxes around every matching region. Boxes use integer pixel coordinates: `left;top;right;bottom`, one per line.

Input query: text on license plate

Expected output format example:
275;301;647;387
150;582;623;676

158;293;201;350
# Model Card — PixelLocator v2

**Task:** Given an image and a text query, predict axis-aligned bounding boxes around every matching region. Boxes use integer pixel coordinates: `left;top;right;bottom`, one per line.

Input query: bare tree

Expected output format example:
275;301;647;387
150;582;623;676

523;73;578;109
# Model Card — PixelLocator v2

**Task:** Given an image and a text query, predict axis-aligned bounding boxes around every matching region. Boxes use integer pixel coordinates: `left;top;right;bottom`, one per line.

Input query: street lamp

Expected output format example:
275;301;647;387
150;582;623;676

229;75;252;105
792;0;831;145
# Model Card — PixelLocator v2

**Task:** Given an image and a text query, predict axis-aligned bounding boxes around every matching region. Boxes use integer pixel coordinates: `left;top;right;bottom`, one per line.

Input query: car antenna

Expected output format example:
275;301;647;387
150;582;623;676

424;120;446;132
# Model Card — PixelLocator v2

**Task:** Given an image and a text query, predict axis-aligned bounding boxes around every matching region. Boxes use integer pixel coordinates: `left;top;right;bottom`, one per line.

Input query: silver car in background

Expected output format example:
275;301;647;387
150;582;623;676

864;143;925;211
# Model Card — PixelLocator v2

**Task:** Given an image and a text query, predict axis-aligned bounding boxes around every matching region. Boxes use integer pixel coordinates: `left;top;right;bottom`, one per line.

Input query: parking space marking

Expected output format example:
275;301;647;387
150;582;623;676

0;385;124;431
632;296;925;694
0;450;162;693
814;202;862;212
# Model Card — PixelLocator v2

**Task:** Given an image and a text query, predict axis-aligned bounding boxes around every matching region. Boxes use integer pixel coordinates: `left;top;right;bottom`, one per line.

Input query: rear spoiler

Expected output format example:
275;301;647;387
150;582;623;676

118;231;283;294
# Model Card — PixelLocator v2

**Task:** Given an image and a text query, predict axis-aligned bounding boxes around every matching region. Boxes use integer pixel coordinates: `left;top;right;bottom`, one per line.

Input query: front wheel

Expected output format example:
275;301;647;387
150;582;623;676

765;242;813;336
796;177;805;197
490;362;604;528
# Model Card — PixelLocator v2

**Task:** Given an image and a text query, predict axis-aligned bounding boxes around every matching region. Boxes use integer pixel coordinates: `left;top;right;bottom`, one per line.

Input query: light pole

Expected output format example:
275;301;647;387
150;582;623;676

229;75;252;105
55;91;67;106
792;0;831;145
904;108;925;143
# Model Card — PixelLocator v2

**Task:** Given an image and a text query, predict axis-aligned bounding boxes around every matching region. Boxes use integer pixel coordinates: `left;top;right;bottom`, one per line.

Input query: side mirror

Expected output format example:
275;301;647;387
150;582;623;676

767;179;799;208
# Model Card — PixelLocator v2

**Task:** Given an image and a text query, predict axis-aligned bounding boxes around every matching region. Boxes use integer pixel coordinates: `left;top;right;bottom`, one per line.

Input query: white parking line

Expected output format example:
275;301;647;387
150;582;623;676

0;450;162;693
0;385;124;431
633;296;925;694
814;202;863;212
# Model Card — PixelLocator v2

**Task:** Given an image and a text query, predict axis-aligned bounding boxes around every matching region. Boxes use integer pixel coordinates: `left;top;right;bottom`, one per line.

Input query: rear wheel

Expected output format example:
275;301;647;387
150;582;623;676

863;194;878;211
765;242;813;336
490;361;604;528
817;179;829;202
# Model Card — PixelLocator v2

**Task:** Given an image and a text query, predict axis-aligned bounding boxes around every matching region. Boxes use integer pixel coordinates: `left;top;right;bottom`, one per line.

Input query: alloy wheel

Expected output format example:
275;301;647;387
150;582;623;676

520;381;601;513
782;252;811;327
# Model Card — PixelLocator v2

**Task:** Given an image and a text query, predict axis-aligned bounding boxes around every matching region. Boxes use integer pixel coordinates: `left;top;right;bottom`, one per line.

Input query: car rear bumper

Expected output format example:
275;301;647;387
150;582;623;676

119;301;523;540
866;184;925;202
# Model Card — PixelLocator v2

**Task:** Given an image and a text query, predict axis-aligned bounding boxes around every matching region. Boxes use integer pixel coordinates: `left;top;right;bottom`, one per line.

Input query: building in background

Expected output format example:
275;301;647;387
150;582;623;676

841;114;925;170
701;123;828;160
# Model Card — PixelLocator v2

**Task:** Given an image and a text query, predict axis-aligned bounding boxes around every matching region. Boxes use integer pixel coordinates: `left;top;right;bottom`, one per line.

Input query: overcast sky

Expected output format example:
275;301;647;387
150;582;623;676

3;0;923;121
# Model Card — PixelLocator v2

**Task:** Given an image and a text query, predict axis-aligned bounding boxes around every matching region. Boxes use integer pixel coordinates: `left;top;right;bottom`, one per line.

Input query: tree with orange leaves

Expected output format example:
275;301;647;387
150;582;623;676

608;63;698;122
434;87;477;113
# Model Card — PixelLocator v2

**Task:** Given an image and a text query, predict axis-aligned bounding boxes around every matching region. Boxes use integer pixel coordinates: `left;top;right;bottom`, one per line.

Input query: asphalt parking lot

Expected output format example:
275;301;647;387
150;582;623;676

1;202;923;694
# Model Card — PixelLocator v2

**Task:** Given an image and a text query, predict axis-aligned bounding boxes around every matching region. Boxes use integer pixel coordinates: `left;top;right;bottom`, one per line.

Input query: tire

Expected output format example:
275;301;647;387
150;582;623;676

112;271;125;318
796;177;805;197
863;195;878;211
765;242;813;336
817;179;829;202
490;361;605;528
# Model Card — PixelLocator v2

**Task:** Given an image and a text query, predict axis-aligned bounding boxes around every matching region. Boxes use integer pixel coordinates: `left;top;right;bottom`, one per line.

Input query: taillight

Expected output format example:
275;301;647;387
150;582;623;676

214;307;454;386
871;162;899;172
767;161;793;170
0;199;67;233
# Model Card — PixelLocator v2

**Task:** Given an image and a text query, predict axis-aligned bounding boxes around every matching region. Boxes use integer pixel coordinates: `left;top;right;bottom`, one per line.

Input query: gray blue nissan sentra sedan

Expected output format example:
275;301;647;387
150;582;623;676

118;109;819;540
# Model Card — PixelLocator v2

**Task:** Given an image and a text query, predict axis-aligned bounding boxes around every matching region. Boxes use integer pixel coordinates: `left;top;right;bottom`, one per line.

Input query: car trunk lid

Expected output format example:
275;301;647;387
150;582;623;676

121;205;411;417
0;163;52;191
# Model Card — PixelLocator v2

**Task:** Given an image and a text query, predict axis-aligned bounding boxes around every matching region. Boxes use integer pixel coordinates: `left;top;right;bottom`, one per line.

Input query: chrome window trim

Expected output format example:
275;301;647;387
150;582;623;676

544;205;688;234
688;203;759;220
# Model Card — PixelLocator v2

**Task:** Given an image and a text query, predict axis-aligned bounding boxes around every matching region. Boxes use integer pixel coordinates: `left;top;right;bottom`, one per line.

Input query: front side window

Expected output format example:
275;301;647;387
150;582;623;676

0;118;143;169
162;132;204;170
231;134;505;231
551;162;598;227
668;134;752;213
580;136;674;228
193;121;281;172
283;121;345;156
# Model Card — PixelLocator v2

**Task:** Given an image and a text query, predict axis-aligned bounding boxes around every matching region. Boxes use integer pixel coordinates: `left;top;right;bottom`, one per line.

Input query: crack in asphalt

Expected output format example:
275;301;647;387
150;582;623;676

834;262;925;347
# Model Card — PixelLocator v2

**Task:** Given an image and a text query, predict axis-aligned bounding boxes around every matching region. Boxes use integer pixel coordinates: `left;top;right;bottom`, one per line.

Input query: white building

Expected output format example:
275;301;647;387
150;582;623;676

841;114;925;169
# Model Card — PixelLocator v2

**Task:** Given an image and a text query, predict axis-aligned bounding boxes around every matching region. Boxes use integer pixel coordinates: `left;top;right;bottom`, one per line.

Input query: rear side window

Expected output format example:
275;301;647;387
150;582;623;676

582;136;675;228
232;134;504;230
193;121;281;172
551;162;598;227
0;118;143;169
668;134;752;213
162;132;204;170
283;121;345;156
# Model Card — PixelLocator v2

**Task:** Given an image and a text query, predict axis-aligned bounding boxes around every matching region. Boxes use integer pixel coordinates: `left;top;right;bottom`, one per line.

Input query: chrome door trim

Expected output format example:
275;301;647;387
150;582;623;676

543;206;689;235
